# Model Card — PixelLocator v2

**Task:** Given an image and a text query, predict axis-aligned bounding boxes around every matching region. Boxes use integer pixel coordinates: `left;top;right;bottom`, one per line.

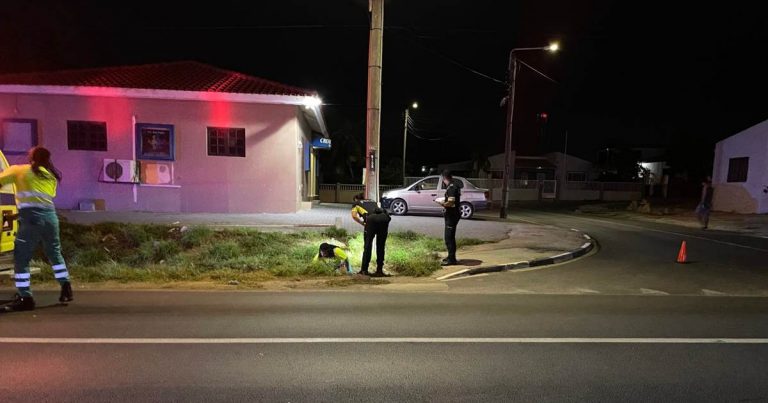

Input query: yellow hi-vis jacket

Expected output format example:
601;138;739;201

0;164;57;210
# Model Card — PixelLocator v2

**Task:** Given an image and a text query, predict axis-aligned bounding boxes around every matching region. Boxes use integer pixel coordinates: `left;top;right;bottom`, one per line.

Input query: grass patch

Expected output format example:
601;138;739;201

28;221;487;284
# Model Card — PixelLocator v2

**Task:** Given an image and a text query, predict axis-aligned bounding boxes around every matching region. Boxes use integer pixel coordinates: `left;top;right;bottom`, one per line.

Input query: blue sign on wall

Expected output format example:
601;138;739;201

311;136;332;149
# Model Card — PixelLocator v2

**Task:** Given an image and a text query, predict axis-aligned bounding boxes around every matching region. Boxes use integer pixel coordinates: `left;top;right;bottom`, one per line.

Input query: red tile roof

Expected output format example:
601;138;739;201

0;61;316;97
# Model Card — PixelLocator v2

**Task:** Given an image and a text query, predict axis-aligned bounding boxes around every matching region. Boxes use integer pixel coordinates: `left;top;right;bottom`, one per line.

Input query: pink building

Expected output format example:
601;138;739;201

0;62;329;213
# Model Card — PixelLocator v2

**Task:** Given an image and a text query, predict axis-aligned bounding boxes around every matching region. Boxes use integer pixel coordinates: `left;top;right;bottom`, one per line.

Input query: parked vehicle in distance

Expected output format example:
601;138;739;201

381;175;489;219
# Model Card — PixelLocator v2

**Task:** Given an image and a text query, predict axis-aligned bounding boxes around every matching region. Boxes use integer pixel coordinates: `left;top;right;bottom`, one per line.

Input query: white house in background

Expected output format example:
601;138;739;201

712;119;768;214
0;62;330;214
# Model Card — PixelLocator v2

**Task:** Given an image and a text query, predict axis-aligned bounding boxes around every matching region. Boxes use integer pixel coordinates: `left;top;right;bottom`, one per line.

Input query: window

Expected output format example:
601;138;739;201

414;178;439;191
1;119;38;155
567;172;587;182
67;120;107;151
727;157;749;183
207;127;245;157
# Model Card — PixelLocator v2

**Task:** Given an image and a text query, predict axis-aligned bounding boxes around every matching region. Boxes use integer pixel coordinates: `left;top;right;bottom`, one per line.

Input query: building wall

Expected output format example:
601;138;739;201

0;93;300;213
712;121;768;214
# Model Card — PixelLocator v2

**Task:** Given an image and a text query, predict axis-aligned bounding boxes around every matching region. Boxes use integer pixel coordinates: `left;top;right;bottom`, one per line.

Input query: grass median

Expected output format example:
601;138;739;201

16;221;484;286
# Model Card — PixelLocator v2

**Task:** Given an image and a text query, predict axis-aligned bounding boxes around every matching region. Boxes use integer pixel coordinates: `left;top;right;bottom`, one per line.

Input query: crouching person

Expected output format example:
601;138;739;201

313;242;354;275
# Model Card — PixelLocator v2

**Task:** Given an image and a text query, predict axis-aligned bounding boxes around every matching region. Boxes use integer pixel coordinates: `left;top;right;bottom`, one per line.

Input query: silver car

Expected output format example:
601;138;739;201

381;176;489;219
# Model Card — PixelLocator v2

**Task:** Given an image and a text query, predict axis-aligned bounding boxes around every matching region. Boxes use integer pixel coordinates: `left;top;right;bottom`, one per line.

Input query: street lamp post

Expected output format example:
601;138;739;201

402;102;418;186
499;42;559;218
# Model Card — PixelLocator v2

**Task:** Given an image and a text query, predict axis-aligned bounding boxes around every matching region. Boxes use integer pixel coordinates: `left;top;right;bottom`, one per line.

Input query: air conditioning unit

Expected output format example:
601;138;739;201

140;161;173;185
101;159;138;183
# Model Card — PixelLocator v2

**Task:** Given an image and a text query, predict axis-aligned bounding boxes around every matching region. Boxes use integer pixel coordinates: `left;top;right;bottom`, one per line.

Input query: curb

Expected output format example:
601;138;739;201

436;232;596;281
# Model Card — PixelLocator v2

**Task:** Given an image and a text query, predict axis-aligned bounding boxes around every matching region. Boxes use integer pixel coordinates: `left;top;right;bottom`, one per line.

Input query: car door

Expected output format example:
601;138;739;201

407;177;441;211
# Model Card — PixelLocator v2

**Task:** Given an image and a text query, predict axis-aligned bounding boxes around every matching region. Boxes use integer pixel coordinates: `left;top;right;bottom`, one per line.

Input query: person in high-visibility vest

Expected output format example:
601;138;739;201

351;193;391;277
0;146;72;312
313;242;353;274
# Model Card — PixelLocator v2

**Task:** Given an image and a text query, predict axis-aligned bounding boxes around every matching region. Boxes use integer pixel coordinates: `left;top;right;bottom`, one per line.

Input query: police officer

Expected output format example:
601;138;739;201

1;147;72;312
435;170;461;266
351;193;391;277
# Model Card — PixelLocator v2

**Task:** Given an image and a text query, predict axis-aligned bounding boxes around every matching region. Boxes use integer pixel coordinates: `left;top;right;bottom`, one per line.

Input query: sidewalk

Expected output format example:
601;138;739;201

576;205;768;237
430;223;590;280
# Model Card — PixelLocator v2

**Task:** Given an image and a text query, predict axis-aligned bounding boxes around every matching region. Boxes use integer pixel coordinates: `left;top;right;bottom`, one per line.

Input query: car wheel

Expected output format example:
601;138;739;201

390;199;408;215
459;202;474;219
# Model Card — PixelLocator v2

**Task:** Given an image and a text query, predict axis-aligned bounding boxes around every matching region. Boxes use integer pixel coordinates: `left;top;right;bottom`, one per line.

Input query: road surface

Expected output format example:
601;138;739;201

2;291;768;402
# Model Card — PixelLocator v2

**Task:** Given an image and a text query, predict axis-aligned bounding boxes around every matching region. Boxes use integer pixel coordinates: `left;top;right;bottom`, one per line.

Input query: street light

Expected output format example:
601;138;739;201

499;42;559;218
402;101;419;185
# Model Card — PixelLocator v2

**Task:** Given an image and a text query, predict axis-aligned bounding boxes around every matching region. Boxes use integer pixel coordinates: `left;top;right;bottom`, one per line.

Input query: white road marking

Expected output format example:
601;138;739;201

1;337;767;344
641;288;670;296
580;242;591;249
570;228;580;232
702;289;727;296
520;210;768;253
583;234;592;240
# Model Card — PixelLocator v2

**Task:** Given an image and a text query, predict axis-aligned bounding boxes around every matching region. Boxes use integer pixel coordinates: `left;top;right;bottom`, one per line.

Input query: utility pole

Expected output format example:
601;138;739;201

402;107;410;186
499;42;559;218
499;53;519;218
365;0;384;201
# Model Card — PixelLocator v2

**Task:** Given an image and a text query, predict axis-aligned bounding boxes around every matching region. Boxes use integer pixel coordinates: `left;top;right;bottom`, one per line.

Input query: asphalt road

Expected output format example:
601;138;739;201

2;291;768;402
448;209;768;296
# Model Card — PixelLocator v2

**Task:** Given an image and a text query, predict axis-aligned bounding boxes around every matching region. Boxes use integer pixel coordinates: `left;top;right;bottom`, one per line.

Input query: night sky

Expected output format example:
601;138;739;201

2;1;767;180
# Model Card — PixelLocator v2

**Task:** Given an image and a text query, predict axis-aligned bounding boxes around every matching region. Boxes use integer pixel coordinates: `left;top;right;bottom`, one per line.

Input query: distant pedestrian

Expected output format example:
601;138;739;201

696;176;714;229
1;146;72;312
351;193;391;277
435;171;462;266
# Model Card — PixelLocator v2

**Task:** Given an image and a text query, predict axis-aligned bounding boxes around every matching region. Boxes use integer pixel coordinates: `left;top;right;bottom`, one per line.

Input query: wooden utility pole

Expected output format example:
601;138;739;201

365;0;384;201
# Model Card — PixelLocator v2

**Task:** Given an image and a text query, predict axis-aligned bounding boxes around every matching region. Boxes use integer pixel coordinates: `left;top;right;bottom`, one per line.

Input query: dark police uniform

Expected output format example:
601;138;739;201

443;180;462;263
352;199;391;275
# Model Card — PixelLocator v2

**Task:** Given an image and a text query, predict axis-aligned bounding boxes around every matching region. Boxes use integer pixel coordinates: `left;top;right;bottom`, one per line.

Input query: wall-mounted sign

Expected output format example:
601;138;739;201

311;136;331;149
136;123;175;161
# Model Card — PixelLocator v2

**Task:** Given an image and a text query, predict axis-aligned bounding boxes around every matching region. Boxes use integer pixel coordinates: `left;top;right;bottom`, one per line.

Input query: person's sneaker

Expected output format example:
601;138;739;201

59;282;74;303
440;258;459;266
371;272;391;278
3;294;35;312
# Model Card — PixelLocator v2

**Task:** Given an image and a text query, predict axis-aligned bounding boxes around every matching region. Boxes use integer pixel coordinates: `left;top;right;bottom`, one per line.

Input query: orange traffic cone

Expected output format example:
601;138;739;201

676;241;687;264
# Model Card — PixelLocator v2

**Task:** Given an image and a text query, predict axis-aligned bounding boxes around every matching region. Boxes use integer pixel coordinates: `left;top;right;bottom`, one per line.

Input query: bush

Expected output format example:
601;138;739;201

131;240;181;265
73;248;112;267
207;241;242;261
181;226;214;249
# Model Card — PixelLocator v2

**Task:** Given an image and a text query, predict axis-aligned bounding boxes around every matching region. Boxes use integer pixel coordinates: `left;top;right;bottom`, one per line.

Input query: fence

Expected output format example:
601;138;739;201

320;179;642;203
319;184;402;204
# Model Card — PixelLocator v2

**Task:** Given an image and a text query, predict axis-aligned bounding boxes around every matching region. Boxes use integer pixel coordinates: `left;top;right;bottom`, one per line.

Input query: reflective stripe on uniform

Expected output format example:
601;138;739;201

15;281;31;288
14;272;31;280
18;202;55;209
17;191;54;201
53;264;69;279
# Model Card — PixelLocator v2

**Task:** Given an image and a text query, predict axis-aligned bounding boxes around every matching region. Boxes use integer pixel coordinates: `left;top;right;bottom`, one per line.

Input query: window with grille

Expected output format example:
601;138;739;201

67;120;107;151
207;127;245;157
727;157;749;183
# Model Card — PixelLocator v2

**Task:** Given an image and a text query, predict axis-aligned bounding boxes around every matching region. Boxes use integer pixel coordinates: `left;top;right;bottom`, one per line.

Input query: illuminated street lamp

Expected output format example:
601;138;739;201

402;101;419;185
499;42;559;218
